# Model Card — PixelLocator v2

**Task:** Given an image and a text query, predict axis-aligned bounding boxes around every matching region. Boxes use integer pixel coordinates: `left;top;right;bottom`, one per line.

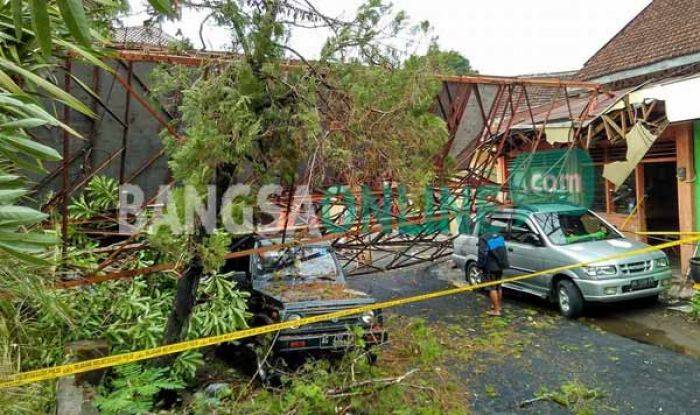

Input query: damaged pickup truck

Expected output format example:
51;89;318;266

242;239;387;356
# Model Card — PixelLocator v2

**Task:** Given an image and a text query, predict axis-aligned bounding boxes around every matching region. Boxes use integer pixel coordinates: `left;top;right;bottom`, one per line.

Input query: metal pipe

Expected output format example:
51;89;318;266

61;60;71;257
119;62;133;184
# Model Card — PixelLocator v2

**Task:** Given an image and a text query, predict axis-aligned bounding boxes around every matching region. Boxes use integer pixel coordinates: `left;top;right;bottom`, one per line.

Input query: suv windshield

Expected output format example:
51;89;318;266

257;246;340;281
533;210;621;245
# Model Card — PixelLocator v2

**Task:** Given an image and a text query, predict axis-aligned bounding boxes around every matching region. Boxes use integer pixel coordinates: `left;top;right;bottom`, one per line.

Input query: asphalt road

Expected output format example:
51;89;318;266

348;263;700;415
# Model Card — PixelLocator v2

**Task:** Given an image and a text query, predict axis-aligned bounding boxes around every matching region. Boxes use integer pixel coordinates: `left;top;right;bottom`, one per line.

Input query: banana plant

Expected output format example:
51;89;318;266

0;92;64;264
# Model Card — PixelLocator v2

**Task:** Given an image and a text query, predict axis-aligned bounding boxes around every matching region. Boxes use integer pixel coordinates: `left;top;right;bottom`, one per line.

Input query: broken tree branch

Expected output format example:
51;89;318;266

325;368;419;398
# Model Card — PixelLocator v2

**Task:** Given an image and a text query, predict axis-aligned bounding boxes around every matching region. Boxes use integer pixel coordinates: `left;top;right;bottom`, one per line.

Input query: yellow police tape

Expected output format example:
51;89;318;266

1;235;698;389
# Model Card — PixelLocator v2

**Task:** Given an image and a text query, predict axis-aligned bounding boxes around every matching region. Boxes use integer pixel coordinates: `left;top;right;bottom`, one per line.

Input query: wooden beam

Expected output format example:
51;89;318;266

586;124;593;149
642;100;657;121
438;75;602;90
116;49;236;66
620;110;627;136
602;115;614;142
114;49;604;91
602;114;625;140
119;62;132;184
634;165;646;240
676;123;695;274
604;148;613;214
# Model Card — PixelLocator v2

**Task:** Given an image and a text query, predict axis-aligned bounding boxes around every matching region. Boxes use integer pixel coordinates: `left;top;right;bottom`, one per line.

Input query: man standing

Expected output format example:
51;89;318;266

477;224;509;316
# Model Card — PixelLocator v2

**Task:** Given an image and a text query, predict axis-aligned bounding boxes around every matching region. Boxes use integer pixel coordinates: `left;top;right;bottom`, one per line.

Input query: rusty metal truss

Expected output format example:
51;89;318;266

47;49;614;284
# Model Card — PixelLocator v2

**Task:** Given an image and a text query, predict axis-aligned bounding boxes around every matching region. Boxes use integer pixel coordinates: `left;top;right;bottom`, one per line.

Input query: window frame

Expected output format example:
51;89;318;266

507;215;541;245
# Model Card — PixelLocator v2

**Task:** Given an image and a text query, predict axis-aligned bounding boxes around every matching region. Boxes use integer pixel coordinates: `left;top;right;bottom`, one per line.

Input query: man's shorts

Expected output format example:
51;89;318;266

483;270;503;291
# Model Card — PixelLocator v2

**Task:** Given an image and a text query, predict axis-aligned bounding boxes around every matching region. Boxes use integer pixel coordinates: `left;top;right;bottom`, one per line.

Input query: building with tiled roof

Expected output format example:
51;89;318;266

577;0;700;86
568;0;700;279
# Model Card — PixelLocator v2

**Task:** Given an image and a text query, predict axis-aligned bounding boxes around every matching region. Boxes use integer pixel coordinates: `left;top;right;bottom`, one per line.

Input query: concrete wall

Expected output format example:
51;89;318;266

447;84;499;162
32;59;171;205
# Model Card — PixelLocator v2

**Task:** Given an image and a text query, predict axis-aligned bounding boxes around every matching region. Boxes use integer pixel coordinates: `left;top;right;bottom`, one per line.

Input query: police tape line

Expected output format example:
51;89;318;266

2;235;698;389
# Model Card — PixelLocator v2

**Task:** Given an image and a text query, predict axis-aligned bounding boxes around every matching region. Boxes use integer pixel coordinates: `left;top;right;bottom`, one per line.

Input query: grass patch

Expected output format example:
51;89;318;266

524;380;612;415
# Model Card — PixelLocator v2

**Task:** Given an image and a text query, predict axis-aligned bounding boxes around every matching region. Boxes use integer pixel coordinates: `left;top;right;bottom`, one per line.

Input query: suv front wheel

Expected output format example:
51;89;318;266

466;262;483;286
556;279;584;318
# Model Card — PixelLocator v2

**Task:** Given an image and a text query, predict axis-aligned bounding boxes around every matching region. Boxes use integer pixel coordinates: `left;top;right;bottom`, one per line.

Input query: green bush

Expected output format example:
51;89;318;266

94;364;184;415
691;293;700;319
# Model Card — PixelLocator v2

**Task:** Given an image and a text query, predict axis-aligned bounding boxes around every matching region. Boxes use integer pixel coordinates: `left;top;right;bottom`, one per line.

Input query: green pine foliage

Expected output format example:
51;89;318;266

94;363;184;415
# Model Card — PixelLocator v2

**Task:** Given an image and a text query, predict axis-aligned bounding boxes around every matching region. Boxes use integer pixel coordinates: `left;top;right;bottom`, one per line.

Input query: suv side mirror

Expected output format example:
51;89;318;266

523;232;543;247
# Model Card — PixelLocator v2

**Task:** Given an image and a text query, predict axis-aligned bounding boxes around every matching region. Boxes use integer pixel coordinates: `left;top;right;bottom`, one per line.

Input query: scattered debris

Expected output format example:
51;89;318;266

263;281;364;302
520;380;607;414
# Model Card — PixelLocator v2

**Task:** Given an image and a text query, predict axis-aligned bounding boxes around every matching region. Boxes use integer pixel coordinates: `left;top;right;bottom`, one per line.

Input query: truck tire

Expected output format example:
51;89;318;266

556;279;584;318
466;262;483;286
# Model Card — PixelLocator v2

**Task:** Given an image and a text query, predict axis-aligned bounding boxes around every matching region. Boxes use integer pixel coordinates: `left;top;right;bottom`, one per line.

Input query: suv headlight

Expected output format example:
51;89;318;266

654;257;669;269
285;314;302;329
583;265;617;277
361;310;375;324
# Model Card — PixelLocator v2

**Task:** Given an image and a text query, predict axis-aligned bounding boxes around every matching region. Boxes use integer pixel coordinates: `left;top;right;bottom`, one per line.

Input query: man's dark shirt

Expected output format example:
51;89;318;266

477;233;509;273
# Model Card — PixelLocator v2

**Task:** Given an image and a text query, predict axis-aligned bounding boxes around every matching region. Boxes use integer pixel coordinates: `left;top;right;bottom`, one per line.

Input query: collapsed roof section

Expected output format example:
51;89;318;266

434;72;676;202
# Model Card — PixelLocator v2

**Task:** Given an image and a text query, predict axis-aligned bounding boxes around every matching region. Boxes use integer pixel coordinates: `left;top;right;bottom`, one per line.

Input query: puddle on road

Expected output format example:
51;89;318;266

582;302;700;359
586;317;700;358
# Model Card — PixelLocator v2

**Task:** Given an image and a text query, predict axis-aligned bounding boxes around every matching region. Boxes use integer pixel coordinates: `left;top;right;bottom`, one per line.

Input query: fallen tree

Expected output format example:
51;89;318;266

147;0;458;350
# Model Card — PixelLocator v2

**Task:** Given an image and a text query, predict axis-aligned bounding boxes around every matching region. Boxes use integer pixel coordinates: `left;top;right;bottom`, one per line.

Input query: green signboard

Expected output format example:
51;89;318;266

508;149;594;208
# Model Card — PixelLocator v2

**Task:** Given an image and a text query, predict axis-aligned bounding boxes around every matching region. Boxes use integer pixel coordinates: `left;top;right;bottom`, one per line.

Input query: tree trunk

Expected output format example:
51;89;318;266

162;247;204;347
160;163;236;356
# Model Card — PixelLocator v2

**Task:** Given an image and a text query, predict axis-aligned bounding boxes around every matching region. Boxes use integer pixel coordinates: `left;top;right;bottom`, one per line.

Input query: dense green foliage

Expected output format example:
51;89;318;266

182;317;467;415
94;364;184;415
429;46;475;75
0;1;478;413
155;4;453;194
0;0;169;264
146;0;457;351
68;175;119;219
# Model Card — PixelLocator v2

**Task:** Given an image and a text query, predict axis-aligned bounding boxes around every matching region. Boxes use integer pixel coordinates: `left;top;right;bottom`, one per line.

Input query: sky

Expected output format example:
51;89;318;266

122;0;652;76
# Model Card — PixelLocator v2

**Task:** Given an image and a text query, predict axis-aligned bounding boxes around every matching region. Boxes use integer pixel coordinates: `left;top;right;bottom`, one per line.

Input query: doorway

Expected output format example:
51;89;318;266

643;162;680;264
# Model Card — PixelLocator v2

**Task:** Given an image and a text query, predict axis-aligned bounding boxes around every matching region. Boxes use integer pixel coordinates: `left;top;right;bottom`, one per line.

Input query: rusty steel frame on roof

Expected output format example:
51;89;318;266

328;76;603;276
48;48;603;283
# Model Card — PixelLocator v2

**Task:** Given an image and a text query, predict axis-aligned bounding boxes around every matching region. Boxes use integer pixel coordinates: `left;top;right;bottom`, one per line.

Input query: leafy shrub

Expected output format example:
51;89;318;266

402;318;443;365
68;175;119;219
94;364;184;415
691;293;700;319
25;272;249;382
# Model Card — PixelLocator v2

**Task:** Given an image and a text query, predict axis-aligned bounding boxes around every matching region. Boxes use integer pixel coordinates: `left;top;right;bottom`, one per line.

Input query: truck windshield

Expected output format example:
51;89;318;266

533;210;621;246
258;246;339;281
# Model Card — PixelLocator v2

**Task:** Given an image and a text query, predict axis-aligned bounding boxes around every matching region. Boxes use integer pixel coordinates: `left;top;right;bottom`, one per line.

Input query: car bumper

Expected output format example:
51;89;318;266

276;328;388;353
577;269;673;302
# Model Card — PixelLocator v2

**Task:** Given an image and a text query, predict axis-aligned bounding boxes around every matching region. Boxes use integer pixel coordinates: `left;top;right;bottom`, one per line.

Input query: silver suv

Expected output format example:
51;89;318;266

452;204;672;318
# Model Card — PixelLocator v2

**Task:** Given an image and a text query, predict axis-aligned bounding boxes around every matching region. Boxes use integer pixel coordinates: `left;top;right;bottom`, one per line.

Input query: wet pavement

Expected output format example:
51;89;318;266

348;262;700;414
583;301;700;360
